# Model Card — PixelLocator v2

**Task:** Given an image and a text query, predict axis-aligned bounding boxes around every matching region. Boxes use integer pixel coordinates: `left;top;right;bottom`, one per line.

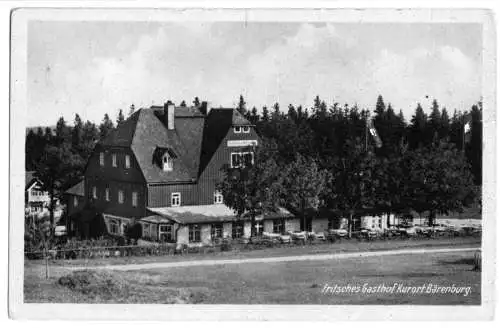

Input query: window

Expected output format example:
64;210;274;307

105;188;110;202
112;154;117;167
232;221;244;239
211;223;223;240
162;153;173;171
73;196;78;207
171;192;181;207
109;219;119;235
230;152;254;168
189;224;201;242
142;223;150;238
214;191;223;204
118;190;124;204
132;191;138;207
254;221;264;236
243;152;254;166
242;126;250;133
273;219;285;234
159;224;174;242
233;126;241;133
99;152;104;166
231;153;241;168
92;186;97;199
125;155;131;169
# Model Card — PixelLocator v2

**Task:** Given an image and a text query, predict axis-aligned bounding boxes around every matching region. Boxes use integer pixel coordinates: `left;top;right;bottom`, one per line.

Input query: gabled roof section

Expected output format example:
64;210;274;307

65;180;85;196
25;171;39;189
232;109;253;126
130;108;195;183
150;105;205;118
101;110;141;147
198;108;253;176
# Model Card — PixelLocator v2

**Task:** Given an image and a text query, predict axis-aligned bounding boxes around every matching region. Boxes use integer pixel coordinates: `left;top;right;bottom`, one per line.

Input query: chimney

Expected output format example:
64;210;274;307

167;103;175;130
200;101;208;115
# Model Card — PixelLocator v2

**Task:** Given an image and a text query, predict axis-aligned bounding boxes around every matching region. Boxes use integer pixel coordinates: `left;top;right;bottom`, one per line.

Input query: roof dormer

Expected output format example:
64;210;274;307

153;147;178;172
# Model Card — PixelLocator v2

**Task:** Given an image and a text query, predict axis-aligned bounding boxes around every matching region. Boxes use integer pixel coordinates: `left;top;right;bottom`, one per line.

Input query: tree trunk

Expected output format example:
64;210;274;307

348;211;353;239
386;212;391;228
49;191;55;226
428;210;436;227
250;210;256;237
301;197;306;232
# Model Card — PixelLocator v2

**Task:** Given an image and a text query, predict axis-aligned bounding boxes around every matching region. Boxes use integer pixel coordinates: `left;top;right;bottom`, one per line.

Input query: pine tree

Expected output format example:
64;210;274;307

81;120;99;160
99;113;114;140
250;106;259;124
287;104;298;123
116;109;125;126
409;103;428;148
466;103;482;185
71;114;83;150
272;103;280;120
375;95;386;118
55;117;70;145
237;95;247;116
440;107;450;139
261;106;270;122
428;99;441;140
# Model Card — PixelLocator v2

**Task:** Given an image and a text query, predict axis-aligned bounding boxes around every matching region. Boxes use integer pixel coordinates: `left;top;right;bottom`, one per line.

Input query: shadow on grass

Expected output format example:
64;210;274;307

356;272;445;279
438;258;475;266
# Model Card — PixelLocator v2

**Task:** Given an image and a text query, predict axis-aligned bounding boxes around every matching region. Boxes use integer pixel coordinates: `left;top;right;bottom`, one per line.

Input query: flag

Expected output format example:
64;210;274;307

367;120;383;148
464;121;471;134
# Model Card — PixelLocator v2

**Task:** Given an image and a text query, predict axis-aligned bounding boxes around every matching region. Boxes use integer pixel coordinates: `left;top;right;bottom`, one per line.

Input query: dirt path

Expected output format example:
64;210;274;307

88;246;480;271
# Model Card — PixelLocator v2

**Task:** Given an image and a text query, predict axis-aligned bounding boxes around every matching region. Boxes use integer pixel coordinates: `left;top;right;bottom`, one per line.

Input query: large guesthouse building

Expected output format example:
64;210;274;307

66;102;295;244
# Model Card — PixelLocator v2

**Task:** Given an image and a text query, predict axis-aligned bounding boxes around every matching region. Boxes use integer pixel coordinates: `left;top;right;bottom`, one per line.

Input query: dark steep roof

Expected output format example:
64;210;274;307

197;108;236;176
65;180;85;196
101;110;141;147
25;171;37;189
98;105;252;184
131;108;194;183
232;109;253;126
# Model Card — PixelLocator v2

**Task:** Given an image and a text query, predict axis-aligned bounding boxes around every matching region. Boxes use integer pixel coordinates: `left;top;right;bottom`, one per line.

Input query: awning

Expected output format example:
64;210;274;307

102;213;133;223
147;204;293;225
139;215;173;224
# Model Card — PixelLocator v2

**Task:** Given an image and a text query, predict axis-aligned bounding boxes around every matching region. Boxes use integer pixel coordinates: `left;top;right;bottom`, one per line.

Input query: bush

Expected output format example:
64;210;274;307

58;270;128;299
125;223;142;241
220;238;232;252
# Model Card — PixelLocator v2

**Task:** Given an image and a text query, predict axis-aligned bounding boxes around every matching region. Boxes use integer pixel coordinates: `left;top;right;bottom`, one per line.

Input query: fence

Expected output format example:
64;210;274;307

24;227;481;261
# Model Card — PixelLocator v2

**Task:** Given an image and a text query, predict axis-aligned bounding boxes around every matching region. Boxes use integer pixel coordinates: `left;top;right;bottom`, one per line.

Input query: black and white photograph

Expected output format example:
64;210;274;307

8;6;496;321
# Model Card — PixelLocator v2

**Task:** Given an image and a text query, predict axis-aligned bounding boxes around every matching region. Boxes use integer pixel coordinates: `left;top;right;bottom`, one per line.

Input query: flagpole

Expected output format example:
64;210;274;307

365;119;368;152
462;114;465;153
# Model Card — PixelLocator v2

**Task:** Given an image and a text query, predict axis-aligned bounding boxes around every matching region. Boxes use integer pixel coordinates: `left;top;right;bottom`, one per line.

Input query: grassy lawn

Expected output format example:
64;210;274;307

25;248;481;305
37;235;481;268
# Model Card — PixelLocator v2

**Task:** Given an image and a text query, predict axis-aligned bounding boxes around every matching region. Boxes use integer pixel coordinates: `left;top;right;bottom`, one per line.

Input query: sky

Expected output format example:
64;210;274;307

27;21;482;127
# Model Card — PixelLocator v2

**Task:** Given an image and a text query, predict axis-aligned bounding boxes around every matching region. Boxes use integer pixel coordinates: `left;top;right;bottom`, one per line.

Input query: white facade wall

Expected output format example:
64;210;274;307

312;218;329;233
285;218;300;232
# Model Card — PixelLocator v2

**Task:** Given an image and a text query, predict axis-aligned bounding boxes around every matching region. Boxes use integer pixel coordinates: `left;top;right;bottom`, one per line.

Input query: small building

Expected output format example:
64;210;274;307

141;205;295;244
65;180;86;216
25;171;50;215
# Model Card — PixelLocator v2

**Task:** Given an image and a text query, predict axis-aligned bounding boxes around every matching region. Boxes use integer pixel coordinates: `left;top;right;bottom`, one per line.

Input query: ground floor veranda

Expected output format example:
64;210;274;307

69;204;408;245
